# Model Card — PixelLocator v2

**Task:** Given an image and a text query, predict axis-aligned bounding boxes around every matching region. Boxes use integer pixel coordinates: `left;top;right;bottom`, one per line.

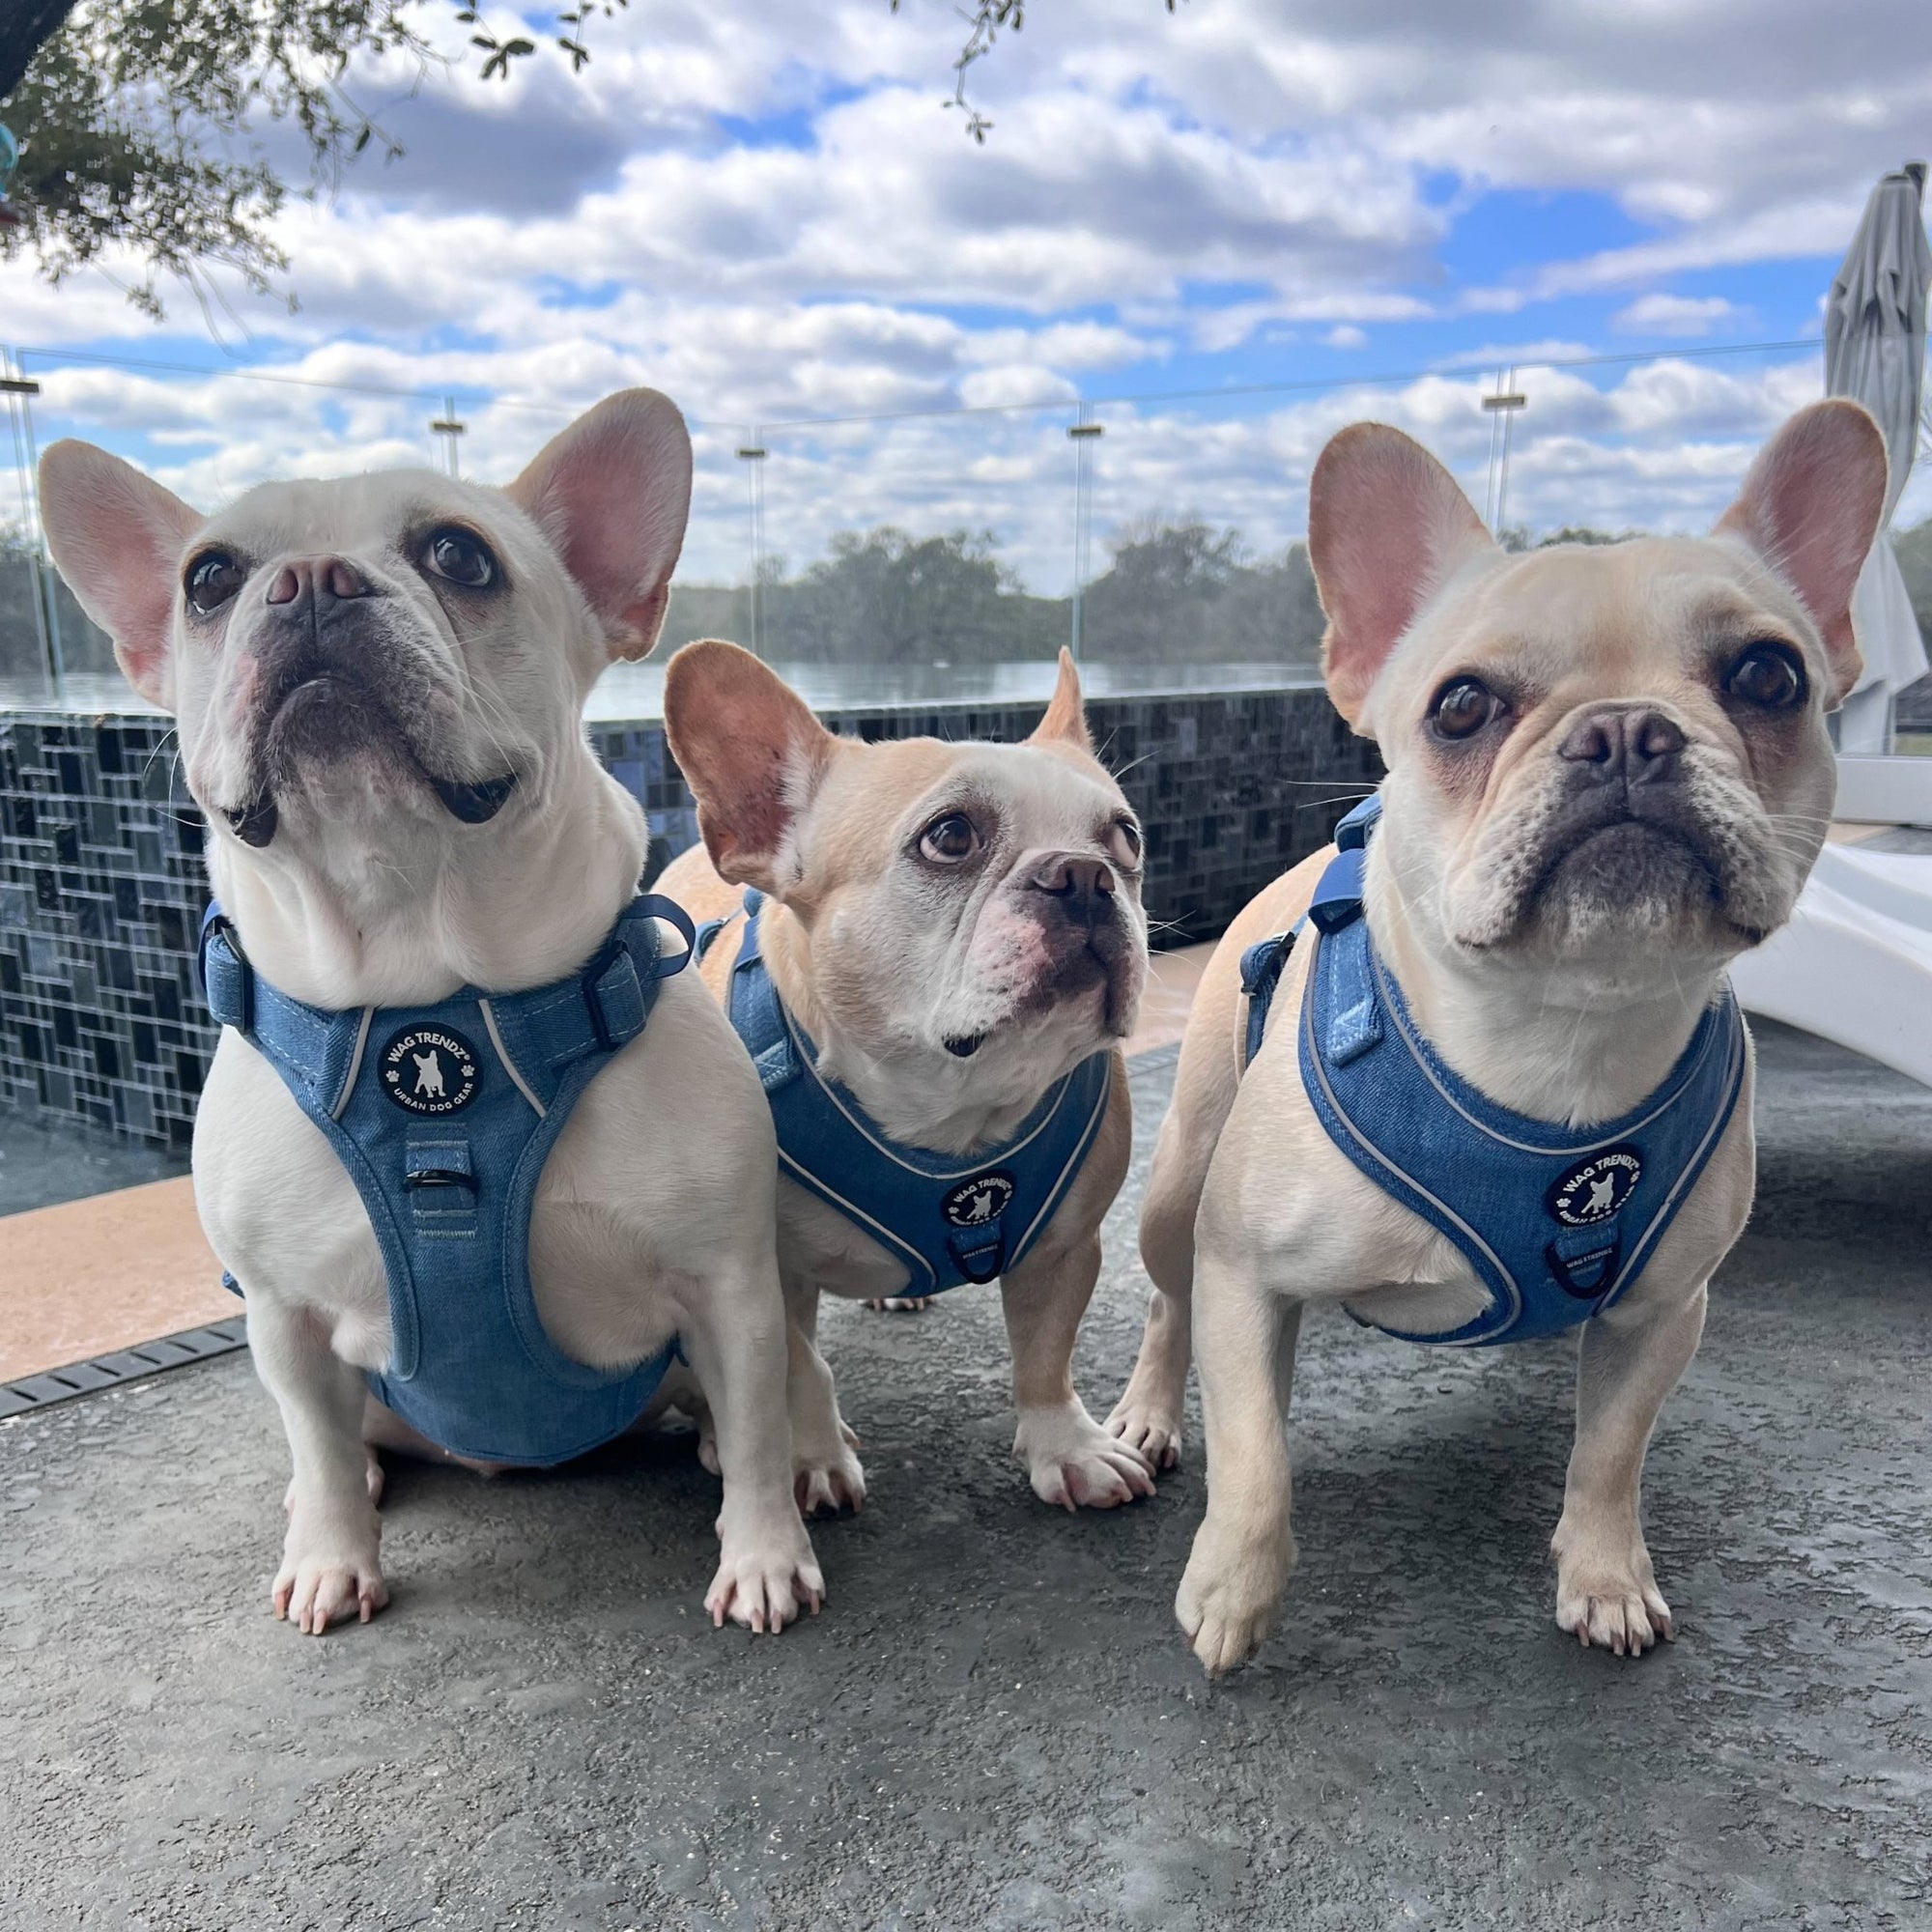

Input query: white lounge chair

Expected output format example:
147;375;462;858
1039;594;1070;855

1729;755;1932;1089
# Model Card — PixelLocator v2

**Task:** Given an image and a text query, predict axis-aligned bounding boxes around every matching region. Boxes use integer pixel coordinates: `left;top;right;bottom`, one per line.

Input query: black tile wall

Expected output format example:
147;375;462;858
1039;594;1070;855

3;688;1380;1148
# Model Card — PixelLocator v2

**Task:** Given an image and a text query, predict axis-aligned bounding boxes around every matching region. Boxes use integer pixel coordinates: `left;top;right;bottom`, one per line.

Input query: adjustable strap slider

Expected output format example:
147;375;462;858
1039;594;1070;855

199;913;254;1035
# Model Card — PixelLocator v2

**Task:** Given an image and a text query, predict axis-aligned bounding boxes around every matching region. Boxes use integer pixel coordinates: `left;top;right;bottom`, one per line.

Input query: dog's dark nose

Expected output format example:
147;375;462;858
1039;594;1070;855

1029;853;1117;923
265;556;368;608
1558;707;1686;786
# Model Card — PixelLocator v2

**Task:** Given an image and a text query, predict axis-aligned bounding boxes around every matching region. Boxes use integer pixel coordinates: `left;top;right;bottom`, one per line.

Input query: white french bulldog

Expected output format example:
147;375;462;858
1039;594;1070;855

657;642;1157;1516
39;393;823;1636
1104;401;1889;1675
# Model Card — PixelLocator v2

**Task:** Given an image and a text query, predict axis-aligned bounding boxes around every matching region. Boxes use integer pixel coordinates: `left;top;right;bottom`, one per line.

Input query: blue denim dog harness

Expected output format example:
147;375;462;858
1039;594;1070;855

199;893;696;1463
700;891;1112;1295
1238;795;1747;1348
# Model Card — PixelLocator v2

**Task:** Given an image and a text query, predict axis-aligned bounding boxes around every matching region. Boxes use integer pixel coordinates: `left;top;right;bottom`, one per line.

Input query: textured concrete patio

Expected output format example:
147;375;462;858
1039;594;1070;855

3;1023;1930;1929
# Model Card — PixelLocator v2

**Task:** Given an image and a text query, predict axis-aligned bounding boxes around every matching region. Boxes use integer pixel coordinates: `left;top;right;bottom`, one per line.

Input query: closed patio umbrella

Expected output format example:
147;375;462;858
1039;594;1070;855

1827;162;1932;753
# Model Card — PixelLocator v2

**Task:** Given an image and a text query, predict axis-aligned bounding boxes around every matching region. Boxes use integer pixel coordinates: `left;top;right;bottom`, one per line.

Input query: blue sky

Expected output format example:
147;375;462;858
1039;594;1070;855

3;0;1927;590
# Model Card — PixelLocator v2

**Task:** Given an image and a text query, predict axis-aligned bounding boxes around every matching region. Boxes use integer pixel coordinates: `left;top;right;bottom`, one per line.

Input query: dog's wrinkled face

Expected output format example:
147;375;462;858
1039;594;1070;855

39;391;692;867
1308;403;1889;979
668;643;1148;1107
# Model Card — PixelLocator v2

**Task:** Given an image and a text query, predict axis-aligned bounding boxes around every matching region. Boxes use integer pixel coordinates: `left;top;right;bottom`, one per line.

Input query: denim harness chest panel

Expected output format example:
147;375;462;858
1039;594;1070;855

1238;796;1747;1348
199;894;696;1464
700;891;1112;1296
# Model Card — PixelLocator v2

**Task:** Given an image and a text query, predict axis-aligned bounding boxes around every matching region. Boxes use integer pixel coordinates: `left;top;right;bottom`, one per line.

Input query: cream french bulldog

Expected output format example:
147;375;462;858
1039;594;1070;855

657;642;1156;1515
39;393;822;1636
1105;401;1889;1676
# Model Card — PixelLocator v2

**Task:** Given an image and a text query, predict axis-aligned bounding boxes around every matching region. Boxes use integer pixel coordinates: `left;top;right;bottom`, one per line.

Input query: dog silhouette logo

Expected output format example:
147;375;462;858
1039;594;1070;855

942;1172;1016;1229
381;1026;481;1116
1548;1147;1642;1228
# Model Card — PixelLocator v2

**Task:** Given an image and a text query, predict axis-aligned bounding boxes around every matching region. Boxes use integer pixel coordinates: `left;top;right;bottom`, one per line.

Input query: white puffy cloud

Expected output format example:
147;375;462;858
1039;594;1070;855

1611;294;1749;335
5;0;1930;582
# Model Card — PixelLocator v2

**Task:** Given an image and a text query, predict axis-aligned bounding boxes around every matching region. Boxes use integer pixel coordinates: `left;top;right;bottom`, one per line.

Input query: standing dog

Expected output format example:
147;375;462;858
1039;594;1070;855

658;642;1155;1515
40;392;822;1635
1104;402;1888;1675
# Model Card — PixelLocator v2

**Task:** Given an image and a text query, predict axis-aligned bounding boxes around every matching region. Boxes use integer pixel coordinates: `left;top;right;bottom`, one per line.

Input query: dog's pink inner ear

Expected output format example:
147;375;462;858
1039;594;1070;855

1027;647;1092;752
663;640;837;895
507;389;693;663
1714;399;1889;704
1307;423;1492;731
37;440;202;710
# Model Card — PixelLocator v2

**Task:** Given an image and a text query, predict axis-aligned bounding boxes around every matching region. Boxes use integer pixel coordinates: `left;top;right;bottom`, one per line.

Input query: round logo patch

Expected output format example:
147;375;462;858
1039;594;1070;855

942;1172;1015;1230
380;1025;481;1116
1547;1147;1642;1228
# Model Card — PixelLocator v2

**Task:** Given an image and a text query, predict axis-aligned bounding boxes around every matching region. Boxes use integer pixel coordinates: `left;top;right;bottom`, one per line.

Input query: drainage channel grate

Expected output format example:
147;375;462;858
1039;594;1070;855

0;1318;249;1419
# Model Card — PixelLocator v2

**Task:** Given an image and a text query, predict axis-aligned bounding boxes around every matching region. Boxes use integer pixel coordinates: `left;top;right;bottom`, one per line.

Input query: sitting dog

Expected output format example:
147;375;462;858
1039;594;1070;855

658;642;1155;1515
39;392;822;1635
1104;402;1888;1675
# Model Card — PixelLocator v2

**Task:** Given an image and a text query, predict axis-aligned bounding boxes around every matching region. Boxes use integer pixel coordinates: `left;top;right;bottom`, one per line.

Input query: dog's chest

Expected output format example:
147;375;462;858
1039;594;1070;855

194;1028;693;1369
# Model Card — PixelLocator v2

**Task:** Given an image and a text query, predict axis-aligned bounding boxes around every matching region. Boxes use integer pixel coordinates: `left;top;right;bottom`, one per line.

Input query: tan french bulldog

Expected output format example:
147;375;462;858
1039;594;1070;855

39;394;822;1636
1103;401;1889;1676
657;642;1156;1515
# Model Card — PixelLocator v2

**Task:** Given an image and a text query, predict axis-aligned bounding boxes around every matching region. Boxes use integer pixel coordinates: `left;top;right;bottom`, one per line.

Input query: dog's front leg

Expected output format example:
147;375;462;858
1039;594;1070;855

1175;1236;1302;1677
246;1293;388;1635
678;1259;825;1633
1001;1235;1156;1511
784;1275;866;1517
1551;1279;1707;1656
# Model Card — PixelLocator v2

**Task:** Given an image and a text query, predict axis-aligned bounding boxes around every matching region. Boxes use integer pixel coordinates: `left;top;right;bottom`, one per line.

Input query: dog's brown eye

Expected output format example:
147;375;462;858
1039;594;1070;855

1111;817;1144;867
919;812;980;864
1724;643;1805;711
185;552;244;614
1431;676;1505;741
425;527;497;589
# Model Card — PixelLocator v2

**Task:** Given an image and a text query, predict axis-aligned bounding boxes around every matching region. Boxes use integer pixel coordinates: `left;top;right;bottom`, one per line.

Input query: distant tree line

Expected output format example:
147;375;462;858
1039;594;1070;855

9;514;1932;702
657;517;1331;668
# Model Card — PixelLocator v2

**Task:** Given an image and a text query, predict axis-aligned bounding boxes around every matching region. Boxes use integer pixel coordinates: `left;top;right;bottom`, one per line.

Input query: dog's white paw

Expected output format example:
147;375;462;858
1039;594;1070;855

273;1540;388;1635
1015;1401;1156;1512
1175;1517;1293;1678
705;1517;825;1634
863;1296;933;1313
1552;1521;1674;1657
794;1436;867;1517
1104;1391;1184;1472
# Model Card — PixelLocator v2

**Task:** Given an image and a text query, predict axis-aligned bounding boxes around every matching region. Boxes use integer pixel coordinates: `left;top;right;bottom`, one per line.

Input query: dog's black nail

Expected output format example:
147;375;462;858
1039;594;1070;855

432;773;518;824
226;796;278;847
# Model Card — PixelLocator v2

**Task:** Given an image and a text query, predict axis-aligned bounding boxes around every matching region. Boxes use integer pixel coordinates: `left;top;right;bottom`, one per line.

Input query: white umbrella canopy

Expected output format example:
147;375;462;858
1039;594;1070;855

1826;162;1932;753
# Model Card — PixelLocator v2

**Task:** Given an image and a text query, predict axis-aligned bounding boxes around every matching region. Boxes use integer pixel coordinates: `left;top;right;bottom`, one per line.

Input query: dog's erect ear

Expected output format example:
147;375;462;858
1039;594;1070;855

1027;647;1092;752
38;441;202;710
663;640;838;896
506;388;692;663
1715;400;1889;706
1307;422;1492;731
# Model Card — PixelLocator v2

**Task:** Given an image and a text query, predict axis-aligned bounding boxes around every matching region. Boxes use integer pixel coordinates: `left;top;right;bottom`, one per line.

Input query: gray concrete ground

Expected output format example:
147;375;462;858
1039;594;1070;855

3;1022;1930;1930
